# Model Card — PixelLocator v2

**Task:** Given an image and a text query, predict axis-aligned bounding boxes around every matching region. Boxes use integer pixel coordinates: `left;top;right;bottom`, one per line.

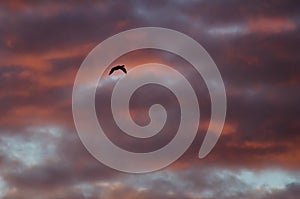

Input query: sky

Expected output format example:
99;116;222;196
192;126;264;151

0;0;299;198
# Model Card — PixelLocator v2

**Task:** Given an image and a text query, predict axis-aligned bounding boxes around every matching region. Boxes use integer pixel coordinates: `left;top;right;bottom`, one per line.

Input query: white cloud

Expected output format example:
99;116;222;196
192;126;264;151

0;176;8;198
0;125;62;168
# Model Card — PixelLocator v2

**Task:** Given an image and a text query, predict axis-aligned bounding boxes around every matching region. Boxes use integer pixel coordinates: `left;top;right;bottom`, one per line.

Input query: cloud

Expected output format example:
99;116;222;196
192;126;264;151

262;183;300;199
0;0;299;198
247;17;296;34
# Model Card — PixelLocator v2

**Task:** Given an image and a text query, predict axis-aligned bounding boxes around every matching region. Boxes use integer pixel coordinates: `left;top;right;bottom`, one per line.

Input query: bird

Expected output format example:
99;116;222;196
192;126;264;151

109;65;127;75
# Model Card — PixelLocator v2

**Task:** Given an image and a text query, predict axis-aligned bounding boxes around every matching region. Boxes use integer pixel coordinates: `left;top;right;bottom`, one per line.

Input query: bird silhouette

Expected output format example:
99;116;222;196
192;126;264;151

109;65;127;75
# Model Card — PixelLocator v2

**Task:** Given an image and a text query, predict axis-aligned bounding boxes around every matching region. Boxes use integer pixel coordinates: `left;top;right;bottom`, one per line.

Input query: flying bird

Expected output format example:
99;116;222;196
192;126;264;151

109;65;127;75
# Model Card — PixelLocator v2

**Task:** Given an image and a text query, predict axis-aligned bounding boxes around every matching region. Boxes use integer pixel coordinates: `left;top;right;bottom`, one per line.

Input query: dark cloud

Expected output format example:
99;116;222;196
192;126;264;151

0;0;299;198
262;183;300;199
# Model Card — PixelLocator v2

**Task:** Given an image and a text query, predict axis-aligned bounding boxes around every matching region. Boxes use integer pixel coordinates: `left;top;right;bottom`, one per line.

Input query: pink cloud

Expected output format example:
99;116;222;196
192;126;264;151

247;17;296;34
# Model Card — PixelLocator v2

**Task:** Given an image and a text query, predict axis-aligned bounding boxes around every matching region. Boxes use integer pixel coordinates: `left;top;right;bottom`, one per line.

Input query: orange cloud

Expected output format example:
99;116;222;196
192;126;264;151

247;17;296;33
200;120;238;135
115;20;130;29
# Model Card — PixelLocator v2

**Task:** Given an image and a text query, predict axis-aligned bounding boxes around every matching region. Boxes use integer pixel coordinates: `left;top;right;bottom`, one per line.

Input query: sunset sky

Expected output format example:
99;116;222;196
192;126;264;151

0;0;299;198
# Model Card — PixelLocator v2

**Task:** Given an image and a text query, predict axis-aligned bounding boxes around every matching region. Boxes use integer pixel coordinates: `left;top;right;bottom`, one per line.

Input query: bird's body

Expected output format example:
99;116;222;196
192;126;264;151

109;65;127;75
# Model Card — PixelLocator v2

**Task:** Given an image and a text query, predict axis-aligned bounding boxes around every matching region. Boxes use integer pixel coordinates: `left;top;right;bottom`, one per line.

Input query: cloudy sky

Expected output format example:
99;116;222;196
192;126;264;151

0;0;299;198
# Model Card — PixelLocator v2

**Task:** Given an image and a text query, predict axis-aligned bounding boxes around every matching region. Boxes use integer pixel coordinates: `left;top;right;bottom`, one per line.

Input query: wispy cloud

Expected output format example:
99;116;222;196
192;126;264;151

0;0;299;198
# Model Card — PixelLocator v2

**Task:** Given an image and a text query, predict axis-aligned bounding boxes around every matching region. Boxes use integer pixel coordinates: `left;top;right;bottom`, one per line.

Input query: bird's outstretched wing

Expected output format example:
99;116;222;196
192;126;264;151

120;67;127;74
109;68;116;75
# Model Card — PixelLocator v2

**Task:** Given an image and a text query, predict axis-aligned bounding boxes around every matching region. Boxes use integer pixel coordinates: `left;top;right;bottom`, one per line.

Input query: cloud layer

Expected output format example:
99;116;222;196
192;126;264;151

0;0;299;198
